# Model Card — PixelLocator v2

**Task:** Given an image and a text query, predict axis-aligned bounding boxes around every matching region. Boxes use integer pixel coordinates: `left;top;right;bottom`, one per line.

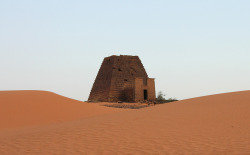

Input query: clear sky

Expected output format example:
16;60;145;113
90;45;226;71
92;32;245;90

0;0;249;101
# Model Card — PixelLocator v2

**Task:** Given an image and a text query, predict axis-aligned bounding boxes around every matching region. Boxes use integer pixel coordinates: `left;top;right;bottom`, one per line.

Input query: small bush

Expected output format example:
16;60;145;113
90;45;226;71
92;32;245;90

156;91;178;103
156;91;166;103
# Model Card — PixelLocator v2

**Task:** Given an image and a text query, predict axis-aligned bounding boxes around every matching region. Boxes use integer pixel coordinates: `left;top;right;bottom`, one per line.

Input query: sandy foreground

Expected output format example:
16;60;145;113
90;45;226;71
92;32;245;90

0;90;127;129
0;90;250;154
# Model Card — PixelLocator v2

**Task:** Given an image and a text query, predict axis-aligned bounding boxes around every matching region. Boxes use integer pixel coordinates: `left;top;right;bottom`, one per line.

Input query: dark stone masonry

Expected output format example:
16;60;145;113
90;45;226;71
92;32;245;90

88;55;156;102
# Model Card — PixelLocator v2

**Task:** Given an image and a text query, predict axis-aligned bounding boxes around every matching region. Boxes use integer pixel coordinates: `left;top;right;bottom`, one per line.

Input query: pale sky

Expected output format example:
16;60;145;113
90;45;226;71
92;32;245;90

0;0;249;101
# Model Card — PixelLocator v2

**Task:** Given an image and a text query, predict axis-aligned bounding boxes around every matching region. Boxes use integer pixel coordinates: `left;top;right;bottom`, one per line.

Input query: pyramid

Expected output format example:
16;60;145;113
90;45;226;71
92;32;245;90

88;55;155;102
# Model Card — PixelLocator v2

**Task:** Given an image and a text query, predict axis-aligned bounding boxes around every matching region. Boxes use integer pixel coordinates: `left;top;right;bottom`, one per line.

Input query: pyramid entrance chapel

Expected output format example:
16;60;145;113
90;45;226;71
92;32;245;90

88;55;156;102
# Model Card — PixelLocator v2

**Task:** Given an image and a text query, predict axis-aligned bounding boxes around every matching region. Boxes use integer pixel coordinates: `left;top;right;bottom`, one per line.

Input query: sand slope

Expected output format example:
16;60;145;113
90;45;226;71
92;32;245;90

0;90;126;129
0;90;250;154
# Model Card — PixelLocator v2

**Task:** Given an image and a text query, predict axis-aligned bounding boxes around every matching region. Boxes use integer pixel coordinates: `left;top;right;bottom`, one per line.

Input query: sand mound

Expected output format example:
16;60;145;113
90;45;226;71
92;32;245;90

0;90;126;129
0;90;250;154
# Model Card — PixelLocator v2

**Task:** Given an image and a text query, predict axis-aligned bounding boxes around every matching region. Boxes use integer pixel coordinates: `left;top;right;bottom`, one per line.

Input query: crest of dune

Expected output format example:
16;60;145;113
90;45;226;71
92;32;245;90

0;90;250;154
0;90;126;129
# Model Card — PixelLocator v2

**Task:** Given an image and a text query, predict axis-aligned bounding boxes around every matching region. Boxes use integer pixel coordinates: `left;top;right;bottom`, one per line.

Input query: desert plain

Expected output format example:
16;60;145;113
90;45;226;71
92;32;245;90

0;90;250;154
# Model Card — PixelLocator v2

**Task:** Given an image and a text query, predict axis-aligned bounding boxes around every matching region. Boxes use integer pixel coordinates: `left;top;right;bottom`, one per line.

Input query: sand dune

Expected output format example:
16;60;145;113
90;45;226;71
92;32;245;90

0;90;126;129
0;90;250;154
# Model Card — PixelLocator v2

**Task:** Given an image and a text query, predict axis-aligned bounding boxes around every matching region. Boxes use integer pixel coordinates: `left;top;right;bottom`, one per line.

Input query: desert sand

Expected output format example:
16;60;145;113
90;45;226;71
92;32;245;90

0;90;127;129
0;90;250;154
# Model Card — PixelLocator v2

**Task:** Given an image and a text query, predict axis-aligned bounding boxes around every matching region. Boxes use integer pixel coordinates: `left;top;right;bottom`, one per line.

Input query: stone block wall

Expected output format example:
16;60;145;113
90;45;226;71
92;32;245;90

88;55;155;102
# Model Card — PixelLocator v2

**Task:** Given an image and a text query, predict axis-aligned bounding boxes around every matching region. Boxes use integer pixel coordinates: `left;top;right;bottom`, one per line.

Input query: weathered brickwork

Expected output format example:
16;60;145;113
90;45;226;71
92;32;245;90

88;55;156;102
